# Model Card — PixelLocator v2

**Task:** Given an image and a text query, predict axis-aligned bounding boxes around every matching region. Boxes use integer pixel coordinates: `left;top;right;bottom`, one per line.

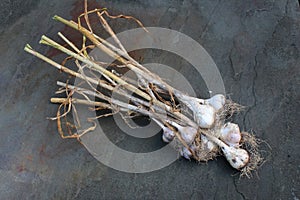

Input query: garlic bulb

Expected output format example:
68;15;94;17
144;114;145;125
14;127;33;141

167;121;197;144
180;126;197;144
152;118;175;143
204;133;249;169
201;135;218;152
173;93;216;128
180;146;192;160
162;127;175;143
193;104;216;128
205;94;225;111
222;146;249;169
220;123;241;147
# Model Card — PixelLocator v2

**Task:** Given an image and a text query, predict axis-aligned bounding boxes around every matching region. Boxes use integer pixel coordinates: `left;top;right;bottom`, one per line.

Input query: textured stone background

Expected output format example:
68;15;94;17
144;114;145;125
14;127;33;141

0;0;299;199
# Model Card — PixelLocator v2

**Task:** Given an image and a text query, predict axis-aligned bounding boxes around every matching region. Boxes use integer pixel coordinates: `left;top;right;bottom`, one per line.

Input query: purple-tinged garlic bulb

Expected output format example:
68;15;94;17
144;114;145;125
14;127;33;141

220;123;241;147
162;127;175;143
153;118;175;143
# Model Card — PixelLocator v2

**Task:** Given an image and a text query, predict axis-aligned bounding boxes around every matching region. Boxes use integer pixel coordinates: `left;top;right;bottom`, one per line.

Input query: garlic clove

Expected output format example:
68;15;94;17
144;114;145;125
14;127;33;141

220;123;241;147
205;94;226;111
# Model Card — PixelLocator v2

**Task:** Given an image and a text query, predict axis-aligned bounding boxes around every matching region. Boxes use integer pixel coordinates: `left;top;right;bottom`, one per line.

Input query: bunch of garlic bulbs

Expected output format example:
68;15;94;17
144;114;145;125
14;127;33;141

24;6;262;177
152;94;250;170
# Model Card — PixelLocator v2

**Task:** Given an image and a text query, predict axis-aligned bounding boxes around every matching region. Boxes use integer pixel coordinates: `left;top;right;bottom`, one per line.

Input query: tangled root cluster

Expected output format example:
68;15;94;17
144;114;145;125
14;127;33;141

240;131;265;178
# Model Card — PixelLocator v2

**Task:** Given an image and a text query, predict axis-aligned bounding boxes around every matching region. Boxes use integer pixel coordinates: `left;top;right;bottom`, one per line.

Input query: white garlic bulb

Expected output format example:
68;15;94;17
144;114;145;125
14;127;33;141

204;133;249;170
173;93;216;128
222;146;249;169
193;104;216;128
205;94;226;111
167;121;197;144
220;123;241;147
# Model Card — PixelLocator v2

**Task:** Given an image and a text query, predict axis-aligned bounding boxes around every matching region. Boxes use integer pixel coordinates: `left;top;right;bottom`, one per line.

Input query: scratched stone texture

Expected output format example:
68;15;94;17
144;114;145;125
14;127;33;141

0;0;299;199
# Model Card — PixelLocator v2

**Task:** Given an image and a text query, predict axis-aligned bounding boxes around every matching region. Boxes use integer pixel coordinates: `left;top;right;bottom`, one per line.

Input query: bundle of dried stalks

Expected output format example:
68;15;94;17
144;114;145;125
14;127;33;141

24;1;264;177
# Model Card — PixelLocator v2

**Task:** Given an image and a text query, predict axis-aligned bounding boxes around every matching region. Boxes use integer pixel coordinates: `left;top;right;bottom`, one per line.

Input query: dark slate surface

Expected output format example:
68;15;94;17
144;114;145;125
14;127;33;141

0;0;299;199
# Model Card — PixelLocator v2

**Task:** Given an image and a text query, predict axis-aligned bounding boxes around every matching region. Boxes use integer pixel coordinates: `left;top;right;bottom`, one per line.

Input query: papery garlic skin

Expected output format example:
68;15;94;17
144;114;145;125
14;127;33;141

220;123;241;147
180;146;192;160
205;94;226;111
